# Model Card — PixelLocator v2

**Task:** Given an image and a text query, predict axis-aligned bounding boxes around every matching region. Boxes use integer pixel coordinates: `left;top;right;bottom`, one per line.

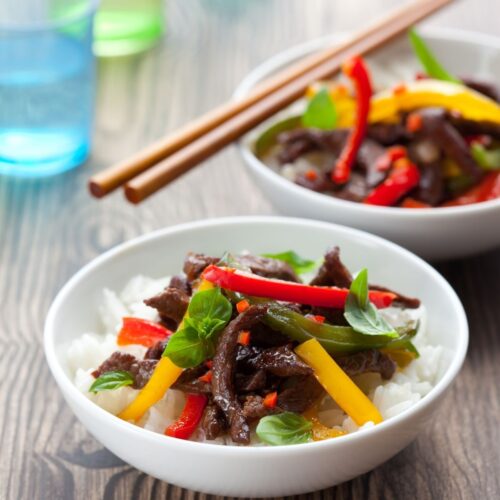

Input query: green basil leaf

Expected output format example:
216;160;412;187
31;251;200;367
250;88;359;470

185;316;226;340
471;143;500;170
163;326;208;368
89;370;134;393
187;287;232;324
344;269;398;337
409;29;460;84
256;412;313;446
262;250;321;275
302;88;337;130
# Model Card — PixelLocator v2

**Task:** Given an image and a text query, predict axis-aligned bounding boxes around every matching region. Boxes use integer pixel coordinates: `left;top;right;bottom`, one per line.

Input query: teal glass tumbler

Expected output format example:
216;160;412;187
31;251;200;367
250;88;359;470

0;0;98;177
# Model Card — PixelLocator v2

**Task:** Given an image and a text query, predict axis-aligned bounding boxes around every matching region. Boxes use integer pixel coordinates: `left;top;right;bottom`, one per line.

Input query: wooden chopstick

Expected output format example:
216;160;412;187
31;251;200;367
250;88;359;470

89;0;453;202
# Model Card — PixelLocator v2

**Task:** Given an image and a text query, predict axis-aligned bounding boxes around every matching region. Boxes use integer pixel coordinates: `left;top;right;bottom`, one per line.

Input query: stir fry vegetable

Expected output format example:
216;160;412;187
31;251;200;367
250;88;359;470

117;317;172;347
165;394;208;439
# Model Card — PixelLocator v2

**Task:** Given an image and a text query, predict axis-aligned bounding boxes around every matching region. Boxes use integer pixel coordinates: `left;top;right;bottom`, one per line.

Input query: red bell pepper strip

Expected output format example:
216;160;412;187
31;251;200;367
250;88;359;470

117;317;172;347
165;394;208;440
364;158;420;206
332;56;373;184
202;265;395;309
443;171;500;206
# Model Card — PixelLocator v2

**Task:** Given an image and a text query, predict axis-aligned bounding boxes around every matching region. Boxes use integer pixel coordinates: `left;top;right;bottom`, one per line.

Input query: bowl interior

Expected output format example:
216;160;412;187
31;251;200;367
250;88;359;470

47;217;467;391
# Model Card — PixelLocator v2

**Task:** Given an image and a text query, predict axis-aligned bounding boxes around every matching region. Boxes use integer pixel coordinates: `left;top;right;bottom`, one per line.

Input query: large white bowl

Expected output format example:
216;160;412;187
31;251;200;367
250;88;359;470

44;217;468;497
235;29;500;260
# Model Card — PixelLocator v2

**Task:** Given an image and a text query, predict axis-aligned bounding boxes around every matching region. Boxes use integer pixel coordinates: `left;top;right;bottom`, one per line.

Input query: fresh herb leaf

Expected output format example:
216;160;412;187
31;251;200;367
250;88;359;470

302;88;337;130
163;287;232;368
408;29;460;84
471;143;500;170
344;269;398;337
262;250;321;275
163;325;210;368
254;115;302;157
89;370;134;393
256;412;312;445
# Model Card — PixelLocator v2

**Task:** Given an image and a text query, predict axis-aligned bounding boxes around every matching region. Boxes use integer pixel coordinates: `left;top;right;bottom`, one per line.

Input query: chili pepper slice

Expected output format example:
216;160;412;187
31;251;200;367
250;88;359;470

263;391;278;409
237;330;251;346
442;171;500;206
117;317;172;347
364;158;420;206
198;370;213;383
375;146;408;172
332;56;372;184
236;299;250;314
165;394;208;440
202;265;395;309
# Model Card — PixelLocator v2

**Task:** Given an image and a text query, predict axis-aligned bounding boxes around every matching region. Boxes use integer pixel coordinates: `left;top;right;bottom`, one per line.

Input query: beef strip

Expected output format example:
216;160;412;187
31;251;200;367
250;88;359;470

169;274;191;295
235;370;267;392
407;108;482;180
336;349;396;380
144;286;190;327
462;77;500;102
91;352;157;389
356;138;387;187
235;254;299;282
171;364;211;395
183;253;220;282
369;284;421;308
308;306;349;326
244;344;312;378
295;171;338;193
412;162;445;206
310;246;353;288
277;375;324;413
212;304;268;444
367;122;409;145
201;402;227;440
246;323;290;347
241;394;278;420
144;340;168;360
450;115;500;141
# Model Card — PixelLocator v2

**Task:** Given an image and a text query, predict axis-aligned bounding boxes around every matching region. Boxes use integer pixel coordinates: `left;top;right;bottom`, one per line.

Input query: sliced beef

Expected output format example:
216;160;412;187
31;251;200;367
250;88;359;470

169;274;191;295
462;77;500;102
172;364;211;395
336;349;396;380
309;306;349;326
332;172;371;202
91;352;157;389
244;344;312;378
451;116;500;141
235;370;267;392
212;305;268;444
242;394;277;420
369;284;421;309
144;286;190;327
201;402;227;440
183;253;219;282
367;122;409;145
310;246;353;288
356;138;387;187
277;375;324;413
236;254;299;282
412;162;445;206
144;340;168;360
246;323;290;347
407;108;482;180
295;171;338;193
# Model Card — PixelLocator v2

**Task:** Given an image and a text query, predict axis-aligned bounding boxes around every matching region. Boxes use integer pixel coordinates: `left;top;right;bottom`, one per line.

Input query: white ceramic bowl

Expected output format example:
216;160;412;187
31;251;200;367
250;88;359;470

44;217;468;497
235;29;500;260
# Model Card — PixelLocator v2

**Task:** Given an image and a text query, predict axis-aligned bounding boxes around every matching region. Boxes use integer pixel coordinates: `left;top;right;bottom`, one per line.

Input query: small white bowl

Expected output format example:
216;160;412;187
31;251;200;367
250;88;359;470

235;29;500;260
44;217;468;497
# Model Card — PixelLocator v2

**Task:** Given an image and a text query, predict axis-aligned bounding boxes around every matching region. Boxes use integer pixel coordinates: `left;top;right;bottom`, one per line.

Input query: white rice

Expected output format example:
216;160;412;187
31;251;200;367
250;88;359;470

67;274;447;444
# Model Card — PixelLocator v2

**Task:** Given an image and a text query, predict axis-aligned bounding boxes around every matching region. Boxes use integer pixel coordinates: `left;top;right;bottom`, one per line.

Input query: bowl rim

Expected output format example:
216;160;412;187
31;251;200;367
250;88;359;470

234;27;500;218
44;216;468;456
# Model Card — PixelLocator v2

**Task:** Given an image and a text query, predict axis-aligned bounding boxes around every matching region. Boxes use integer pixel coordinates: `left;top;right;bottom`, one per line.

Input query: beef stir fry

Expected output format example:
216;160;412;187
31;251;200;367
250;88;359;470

89;248;421;446
255;30;500;208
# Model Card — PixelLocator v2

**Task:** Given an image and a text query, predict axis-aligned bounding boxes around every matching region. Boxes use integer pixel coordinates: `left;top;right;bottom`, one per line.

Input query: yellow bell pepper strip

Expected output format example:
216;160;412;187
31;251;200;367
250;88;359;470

302;404;347;441
118;280;214;422
308;79;500;127
295;338;383;426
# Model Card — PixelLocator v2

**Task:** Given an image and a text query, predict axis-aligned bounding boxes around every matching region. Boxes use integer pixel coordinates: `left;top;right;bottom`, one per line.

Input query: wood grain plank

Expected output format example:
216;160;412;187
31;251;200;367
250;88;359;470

1;0;499;499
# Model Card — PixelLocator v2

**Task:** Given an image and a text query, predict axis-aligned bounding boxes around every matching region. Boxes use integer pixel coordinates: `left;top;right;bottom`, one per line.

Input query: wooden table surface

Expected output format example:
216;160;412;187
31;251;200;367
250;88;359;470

1;0;500;498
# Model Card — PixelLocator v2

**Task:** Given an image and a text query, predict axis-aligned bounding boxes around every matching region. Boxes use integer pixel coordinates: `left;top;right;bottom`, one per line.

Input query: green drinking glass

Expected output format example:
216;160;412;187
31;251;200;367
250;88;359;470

93;0;164;57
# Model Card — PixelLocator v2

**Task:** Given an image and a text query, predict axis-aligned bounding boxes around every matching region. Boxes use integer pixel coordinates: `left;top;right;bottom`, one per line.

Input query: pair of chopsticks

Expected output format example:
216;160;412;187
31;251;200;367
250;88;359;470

89;0;453;204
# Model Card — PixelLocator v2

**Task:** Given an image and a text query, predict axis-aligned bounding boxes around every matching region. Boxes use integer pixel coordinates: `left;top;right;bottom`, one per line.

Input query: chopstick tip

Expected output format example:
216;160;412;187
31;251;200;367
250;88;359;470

124;185;143;204
88;179;107;198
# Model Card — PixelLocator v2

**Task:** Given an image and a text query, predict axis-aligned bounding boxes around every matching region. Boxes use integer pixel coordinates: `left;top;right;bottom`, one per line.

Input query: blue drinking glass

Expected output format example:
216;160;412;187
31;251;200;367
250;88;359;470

0;0;98;177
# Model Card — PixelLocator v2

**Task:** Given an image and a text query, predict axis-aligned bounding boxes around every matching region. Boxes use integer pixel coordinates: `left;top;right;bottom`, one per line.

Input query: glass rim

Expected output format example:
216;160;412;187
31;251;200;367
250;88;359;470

0;0;100;31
